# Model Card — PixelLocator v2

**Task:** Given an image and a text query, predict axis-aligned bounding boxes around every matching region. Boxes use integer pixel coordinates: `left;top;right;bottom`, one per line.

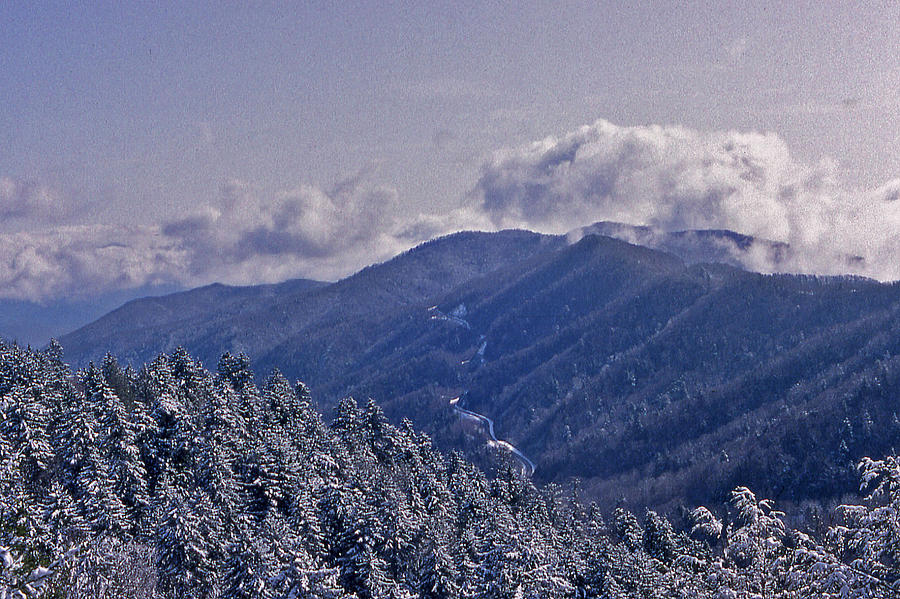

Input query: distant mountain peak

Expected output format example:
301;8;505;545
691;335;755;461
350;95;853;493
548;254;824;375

568;221;791;270
568;221;869;277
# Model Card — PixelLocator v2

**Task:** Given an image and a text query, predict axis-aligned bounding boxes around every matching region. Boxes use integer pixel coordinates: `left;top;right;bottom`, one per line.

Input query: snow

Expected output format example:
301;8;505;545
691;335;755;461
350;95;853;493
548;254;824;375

451;396;536;477
427;306;471;330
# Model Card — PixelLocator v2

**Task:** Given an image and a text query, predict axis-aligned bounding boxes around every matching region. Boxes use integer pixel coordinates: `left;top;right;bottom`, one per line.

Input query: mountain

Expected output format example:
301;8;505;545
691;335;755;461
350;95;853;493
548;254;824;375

575;220;865;272
0;284;184;347
59;225;900;511
60;230;564;370
570;221;790;268
304;232;900;510
58;277;328;364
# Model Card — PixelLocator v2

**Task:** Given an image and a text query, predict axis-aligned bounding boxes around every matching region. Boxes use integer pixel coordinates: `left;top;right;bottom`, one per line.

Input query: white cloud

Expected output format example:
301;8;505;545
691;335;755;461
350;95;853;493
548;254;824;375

0;173;483;301
473;118;900;280
4;118;899;302
0;225;186;301
158;175;414;283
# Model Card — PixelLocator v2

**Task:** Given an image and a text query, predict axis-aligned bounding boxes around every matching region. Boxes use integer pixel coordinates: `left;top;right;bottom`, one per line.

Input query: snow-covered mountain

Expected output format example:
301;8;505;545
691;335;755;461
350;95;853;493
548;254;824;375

53;225;900;510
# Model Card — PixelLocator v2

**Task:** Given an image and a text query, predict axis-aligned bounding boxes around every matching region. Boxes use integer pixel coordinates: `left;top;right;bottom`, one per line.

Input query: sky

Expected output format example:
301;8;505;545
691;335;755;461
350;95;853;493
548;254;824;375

2;1;899;301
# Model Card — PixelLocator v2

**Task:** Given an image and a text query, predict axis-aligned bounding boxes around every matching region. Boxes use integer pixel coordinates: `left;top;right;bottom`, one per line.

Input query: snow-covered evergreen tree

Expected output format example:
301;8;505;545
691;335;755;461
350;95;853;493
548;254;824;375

7;343;900;598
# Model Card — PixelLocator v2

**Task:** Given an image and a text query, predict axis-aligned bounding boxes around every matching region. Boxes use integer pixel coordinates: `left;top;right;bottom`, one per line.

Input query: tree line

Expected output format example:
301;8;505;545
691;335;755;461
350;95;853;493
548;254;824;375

2;341;900;597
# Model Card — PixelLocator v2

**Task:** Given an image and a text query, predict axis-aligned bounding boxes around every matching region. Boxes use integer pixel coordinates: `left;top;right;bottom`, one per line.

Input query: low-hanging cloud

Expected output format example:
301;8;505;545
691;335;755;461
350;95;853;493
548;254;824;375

4;118;899;302
0;225;187;301
159;176;422;285
474;118;900;280
0;173;487;302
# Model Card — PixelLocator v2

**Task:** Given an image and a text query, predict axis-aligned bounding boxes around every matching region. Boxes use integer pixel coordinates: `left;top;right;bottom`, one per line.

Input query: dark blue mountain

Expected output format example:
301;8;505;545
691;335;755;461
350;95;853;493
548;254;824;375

58;225;900;510
0;284;183;347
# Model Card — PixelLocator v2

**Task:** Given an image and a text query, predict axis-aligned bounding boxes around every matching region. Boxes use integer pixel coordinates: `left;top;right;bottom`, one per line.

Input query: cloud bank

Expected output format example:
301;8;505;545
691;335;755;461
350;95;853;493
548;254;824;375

159;177;411;284
3;118;899;301
0;174;486;301
0;225;186;302
474;119;900;280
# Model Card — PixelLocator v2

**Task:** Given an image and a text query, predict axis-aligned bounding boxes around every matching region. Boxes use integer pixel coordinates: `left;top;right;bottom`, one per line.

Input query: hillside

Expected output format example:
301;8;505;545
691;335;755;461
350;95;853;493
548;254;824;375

61;230;563;371
304;233;900;511
0;284;184;347
58;277;327;364
60;226;900;512
572;221;792;268
4;343;900;598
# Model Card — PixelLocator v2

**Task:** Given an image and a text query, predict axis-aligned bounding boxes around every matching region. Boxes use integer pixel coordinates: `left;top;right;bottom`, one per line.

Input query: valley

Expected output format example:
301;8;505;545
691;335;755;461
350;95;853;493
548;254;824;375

450;394;536;477
52;225;900;512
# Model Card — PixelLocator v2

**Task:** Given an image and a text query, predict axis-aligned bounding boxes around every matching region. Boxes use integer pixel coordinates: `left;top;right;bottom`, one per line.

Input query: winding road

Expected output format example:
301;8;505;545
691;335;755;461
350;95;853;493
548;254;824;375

430;304;535;477
450;396;536;477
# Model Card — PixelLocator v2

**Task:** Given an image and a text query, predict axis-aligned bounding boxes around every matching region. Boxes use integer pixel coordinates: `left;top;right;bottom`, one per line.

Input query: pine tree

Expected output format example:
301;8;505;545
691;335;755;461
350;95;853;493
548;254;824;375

154;481;221;599
217;352;254;393
612;507;643;552
643;510;677;565
222;536;274;599
0;385;53;488
40;479;86;550
89;368;150;534
196;380;245;519
413;539;460;599
52;371;127;537
270;543;344;599
829;456;900;594
138;355;196;493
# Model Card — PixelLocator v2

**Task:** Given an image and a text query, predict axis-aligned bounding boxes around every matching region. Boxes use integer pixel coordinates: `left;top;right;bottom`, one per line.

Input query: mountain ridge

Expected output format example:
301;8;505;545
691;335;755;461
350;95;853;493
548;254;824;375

60;229;564;370
56;224;900;510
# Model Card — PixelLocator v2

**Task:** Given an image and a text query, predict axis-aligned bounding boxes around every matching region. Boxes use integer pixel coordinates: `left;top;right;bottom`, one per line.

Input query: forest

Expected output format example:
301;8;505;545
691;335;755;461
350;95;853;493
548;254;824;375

55;231;900;512
3;341;900;598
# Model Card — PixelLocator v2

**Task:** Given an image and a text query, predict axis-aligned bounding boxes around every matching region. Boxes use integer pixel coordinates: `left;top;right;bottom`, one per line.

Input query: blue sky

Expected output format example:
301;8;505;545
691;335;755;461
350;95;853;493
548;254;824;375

2;1;899;300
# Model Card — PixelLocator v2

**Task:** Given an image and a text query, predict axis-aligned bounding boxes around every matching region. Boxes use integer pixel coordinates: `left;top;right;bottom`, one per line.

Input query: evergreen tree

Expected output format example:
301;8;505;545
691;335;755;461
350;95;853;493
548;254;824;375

222;536;274;599
217;352;254;393
0;385;53;488
53;371;127;537
88;368;150;534
8;345;900;597
154;481;221;599
643;510;677;565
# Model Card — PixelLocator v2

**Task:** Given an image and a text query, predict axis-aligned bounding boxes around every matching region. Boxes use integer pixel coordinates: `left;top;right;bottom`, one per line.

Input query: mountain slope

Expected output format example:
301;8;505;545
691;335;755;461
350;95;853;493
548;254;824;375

282;234;900;510
60;226;900;510
61;230;564;370
0;284;184;347
572;221;790;269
